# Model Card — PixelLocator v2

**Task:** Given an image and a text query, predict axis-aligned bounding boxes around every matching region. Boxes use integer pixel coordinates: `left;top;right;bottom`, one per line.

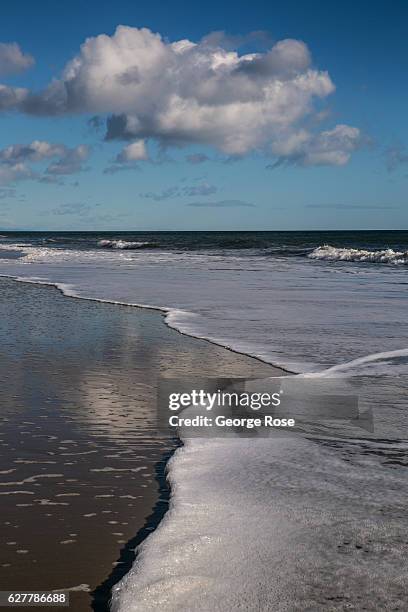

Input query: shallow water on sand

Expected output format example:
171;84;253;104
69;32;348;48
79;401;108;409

0;278;277;611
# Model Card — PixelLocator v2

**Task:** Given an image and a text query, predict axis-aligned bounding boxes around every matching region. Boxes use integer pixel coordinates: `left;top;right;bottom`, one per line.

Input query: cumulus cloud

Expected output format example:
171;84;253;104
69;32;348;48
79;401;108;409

200;30;272;52
0;140;90;185
268;125;363;168
96;31;336;156
0;26;362;166
0;141;65;164
0;42;34;76
116;140;148;162
104;139;148;173
188;199;254;207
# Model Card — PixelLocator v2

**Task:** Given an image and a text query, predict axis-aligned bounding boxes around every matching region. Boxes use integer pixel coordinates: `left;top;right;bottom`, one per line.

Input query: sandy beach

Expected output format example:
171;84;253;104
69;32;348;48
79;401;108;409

0;277;279;611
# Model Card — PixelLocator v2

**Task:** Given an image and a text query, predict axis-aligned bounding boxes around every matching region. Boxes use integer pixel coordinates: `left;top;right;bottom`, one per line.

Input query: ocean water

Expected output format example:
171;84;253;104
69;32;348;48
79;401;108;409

1;230;407;610
1;230;408;374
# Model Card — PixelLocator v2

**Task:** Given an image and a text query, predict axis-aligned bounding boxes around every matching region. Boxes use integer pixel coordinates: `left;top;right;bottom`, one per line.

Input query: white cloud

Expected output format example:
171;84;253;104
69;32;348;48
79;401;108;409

116;140;148;162
301;125;363;166
0;140;65;163
0;162;33;185
104;139;148;173
0;140;90;185
2;26;362;165
269;125;363;167
0;42;34;76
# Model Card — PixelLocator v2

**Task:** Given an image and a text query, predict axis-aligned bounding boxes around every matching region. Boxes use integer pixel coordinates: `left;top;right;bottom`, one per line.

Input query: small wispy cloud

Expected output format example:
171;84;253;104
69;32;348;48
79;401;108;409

141;186;179;201
51;202;92;216
185;153;210;165
141;182;217;201
306;203;399;210
103;164;140;175
183;183;217;196
46;145;90;176
0;187;16;199
87;115;104;132
187;199;255;208
385;143;408;172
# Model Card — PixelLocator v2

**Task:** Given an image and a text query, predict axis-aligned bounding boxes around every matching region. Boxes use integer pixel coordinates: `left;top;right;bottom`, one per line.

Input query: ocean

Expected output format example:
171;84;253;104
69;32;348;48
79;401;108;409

1;230;407;609
1;230;407;373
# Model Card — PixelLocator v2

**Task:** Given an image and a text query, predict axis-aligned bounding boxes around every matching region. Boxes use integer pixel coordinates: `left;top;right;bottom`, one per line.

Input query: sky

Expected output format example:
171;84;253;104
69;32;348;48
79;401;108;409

0;0;407;231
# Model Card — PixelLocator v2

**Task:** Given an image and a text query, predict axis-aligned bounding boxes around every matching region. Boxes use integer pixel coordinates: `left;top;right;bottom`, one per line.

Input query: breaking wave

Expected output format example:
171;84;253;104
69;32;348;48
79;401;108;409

308;245;408;264
302;347;408;378
97;240;153;250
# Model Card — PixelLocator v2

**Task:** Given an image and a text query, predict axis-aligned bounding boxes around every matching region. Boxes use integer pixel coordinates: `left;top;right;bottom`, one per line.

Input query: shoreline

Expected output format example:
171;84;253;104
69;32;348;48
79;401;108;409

91;446;179;611
0;276;281;611
0;272;294;375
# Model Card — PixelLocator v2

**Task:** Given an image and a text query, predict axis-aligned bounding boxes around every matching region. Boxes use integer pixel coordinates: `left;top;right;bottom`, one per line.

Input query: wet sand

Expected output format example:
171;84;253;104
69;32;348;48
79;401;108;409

0;277;279;611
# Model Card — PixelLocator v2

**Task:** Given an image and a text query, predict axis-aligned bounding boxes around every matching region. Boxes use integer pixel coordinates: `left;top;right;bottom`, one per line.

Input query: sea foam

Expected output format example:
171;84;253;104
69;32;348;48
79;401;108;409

308;244;408;264
97;240;152;249
111;429;408;611
111;436;305;611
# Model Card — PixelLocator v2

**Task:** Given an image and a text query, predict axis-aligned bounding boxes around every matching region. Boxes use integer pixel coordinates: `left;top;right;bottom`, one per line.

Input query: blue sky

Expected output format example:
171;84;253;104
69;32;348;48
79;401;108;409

0;0;407;230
